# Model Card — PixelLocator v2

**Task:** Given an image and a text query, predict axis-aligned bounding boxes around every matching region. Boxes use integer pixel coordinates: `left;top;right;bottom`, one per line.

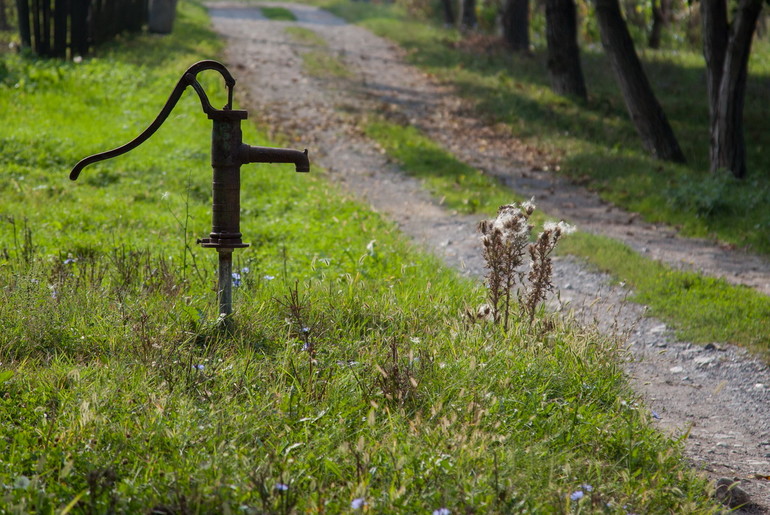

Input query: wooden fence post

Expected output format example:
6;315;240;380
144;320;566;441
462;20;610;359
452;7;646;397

0;0;10;30
70;0;88;56
53;0;67;57
18;0;150;58
16;0;32;48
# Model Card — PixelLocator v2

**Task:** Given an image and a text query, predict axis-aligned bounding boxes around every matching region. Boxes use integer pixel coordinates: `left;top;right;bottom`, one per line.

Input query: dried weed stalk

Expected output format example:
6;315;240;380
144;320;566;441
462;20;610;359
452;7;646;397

522;221;574;324
478;200;573;330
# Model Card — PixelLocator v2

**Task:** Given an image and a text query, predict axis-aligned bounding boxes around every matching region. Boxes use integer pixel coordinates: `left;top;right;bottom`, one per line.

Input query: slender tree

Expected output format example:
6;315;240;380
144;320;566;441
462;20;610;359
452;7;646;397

592;0;686;162
701;0;764;178
545;0;587;100
461;0;478;29
648;0;672;48
441;0;455;25
502;0;529;51
0;0;8;31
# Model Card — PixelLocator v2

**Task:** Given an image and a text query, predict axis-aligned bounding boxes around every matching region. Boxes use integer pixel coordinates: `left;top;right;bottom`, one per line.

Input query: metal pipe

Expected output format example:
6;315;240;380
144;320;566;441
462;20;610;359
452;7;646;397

217;249;234;325
242;145;310;172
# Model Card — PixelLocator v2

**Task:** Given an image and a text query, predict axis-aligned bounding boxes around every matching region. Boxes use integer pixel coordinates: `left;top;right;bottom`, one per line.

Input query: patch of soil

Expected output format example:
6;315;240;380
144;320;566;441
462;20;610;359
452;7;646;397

207;3;770;510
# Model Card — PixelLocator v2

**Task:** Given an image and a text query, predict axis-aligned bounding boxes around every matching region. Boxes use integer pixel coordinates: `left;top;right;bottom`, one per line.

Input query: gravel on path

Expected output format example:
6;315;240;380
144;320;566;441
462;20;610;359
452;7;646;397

207;3;770;509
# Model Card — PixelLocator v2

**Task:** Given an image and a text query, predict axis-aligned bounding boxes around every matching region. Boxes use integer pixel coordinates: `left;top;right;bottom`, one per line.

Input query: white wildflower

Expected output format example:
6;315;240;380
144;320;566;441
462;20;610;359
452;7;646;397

557;221;576;235
477;304;494;320
521;196;536;214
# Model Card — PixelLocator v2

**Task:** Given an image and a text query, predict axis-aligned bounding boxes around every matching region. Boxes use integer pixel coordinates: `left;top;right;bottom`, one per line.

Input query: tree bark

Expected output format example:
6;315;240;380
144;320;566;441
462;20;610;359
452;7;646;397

545;0;587;100
701;0;728;174
461;0;477;29
502;0;529;51
702;0;763;178
648;0;663;48
441;0;455;25
0;0;9;31
593;0;686;162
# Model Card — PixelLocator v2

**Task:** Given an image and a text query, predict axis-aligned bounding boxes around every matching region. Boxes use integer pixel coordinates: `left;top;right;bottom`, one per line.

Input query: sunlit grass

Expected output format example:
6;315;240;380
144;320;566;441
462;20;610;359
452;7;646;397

285;25;327;47
561;233;770;357
261;6;297;20
365;119;517;214
285;26;351;78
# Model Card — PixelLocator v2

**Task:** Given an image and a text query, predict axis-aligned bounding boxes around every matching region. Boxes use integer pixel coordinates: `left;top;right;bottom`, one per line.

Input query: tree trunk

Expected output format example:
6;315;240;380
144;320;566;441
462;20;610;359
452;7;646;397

648;0;663;48
502;0;529;51
461;0;477;29
702;0;763;179
701;0;728;174
0;0;9;31
545;0;587;100
17;0;32;48
441;0;455;25
593;0;686;162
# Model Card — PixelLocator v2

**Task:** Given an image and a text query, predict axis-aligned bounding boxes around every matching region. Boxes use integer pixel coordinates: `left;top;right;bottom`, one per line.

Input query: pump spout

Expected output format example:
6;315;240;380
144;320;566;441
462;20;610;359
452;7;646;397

242;145;309;173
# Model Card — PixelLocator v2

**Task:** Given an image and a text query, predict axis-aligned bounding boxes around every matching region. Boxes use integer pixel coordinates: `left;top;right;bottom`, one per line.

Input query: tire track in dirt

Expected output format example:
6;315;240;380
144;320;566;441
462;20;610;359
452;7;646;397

207;3;770;510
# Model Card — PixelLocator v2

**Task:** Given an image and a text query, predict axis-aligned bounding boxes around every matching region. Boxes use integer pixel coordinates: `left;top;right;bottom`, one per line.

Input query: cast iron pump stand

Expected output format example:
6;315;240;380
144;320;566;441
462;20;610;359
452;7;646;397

70;60;309;323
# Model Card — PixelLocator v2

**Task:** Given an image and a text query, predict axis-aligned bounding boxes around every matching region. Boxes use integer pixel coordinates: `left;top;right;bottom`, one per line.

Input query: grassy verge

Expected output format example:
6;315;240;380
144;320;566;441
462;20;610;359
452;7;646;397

261;6;298;21
366;119;517;214
0;1;719;512
285;25;327;47
562;233;770;356
316;0;770;256
286;26;352;79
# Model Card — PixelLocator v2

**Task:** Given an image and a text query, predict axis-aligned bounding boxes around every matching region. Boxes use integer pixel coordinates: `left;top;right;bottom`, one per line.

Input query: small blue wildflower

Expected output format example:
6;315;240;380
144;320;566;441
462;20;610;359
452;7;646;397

581;484;593;492
570;490;584;501
302;326;310;334
433;509;451;515
232;272;241;287
63;258;75;265
351;498;366;510
193;364;204;371
275;482;288;491
263;274;275;281
652;410;661;420
241;267;250;274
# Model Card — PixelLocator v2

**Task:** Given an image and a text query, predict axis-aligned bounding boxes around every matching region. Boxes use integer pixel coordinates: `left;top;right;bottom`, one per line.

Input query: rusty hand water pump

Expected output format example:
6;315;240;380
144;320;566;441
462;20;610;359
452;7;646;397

70;60;309;324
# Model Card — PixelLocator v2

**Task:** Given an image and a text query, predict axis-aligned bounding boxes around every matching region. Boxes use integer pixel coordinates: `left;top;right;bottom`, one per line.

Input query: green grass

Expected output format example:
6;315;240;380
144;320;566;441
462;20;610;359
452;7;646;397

0;1;721;512
562;233;770;357
317;0;770;256
366;119;519;214
285;26;352;79
285;25;328;47
300;49;352;79
260;6;297;21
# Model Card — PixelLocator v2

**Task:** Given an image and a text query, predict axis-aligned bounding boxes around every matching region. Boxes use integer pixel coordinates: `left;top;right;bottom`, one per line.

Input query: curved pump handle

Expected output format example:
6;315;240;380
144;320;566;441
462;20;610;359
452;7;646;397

70;60;237;181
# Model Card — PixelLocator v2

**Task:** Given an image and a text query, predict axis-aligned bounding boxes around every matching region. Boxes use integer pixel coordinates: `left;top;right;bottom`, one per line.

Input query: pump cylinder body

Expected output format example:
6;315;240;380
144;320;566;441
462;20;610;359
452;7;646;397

206;109;249;249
